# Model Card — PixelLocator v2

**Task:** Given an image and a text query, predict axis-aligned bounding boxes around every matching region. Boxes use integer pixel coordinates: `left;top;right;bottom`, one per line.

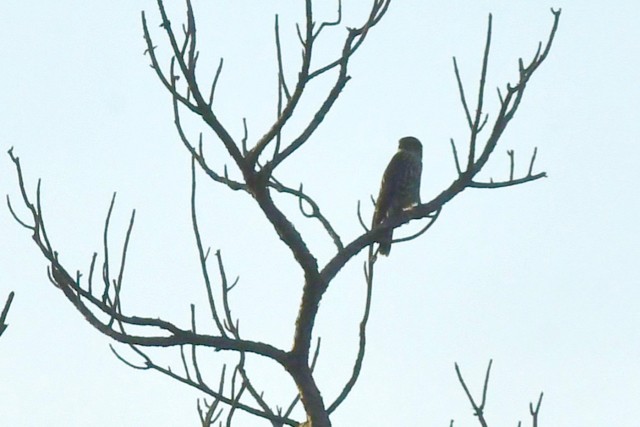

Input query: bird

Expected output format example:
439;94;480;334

372;136;423;256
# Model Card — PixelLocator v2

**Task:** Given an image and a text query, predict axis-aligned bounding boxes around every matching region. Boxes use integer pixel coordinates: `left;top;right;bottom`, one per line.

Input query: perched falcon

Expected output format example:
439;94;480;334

373;136;423;256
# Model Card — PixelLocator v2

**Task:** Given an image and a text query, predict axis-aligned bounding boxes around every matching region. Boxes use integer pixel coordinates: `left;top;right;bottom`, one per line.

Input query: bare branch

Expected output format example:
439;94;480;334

268;178;343;250
8;149;289;363
141;11;197;113
6;194;33;229
390;207;442;246
467;13;493;169
274;15;291;102
450;139;462;175
356;200;370;233
198;397;223;427
452;57;473;129
112;208;136;322
173;82;248;192
101;193;116;304
241;118;249;157
208;57;224;107
327;245;375;414
248;0;315;166
236;352;278;425
454;359;493;427
0;291;15;337
147;1;247;172
469;172;547;189
528;147;539;177
215;250;239;337
507;149;515;181
191;157;227;336
308;0;391;79
128;346;297;426
253;0;391;172
313;0;342;39
530;392;543;427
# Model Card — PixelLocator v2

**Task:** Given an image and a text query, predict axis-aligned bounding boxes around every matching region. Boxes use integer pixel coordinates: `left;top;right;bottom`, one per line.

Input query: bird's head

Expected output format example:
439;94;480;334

398;136;422;156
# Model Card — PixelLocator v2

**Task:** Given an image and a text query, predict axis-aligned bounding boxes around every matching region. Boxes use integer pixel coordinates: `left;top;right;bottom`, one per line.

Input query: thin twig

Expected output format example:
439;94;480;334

450;139;462;175
191;157;227;335
208;58;224;106
452;57;473;129
356;200;370;232
528;147;538;176
327;244;375;414
0;291;15;337
507;149;515;181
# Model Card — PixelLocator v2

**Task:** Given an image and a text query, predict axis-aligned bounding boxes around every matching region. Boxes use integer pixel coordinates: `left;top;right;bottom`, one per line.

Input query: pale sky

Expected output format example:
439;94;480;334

1;1;639;426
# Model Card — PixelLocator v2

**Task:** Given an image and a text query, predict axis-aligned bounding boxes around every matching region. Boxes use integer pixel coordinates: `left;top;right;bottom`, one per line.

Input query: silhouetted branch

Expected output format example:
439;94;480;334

208;57;224;107
470;147;547;188
450;139;463;175
327;244;375;414
469;172;547;189
452;57;473;129
198;396;223;426
269;178;343;250
0;291;15;338
390;207;442;246
256;0;391;174
455;359;492;427
191;158;227;336
356;200;370;232
453;361;544;427
8;149;288;363
530;392;543;427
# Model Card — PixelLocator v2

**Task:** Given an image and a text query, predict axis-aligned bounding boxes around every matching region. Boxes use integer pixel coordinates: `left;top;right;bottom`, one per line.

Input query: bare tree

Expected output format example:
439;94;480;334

7;1;561;426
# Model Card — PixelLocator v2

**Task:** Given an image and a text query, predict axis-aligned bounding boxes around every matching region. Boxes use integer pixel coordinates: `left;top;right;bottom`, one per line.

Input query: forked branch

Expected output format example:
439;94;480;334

322;9;562;286
455;359;492;427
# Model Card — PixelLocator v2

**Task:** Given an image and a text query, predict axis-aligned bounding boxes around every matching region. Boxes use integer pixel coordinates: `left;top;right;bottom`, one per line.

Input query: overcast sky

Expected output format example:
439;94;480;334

1;1;639;426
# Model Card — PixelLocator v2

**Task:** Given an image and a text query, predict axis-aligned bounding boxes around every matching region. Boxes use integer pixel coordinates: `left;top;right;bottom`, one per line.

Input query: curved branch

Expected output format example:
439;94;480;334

390;207;442;246
269;178;343;250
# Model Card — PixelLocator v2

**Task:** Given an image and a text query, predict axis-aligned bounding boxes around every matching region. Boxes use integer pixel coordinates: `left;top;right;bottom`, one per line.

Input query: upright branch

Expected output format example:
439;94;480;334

454;361;544;427
529;393;544;427
0;291;15;338
326;246;375;415
255;0;391;175
455;360;493;427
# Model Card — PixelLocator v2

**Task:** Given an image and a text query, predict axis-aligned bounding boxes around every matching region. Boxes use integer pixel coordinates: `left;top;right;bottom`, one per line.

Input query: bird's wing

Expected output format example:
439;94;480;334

373;151;407;225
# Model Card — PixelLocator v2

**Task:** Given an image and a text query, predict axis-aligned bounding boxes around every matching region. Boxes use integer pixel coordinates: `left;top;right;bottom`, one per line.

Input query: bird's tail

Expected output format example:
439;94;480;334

378;228;393;256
